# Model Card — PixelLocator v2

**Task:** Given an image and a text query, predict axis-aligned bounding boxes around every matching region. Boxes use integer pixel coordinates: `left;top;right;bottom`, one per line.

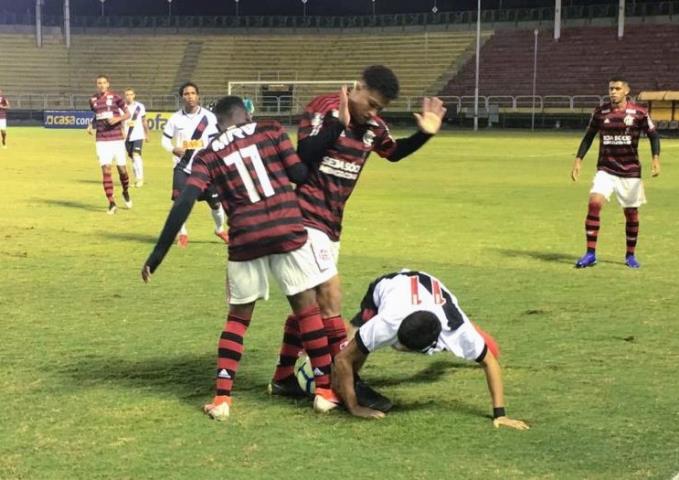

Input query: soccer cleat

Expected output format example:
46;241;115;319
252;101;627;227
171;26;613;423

203;395;232;421
313;387;341;413
215;229;229;245
106;202;117;215
135;179;144;188
355;378;393;413
122;191;132;209
268;375;309;398
575;252;597;268
625;255;641;269
177;234;189;248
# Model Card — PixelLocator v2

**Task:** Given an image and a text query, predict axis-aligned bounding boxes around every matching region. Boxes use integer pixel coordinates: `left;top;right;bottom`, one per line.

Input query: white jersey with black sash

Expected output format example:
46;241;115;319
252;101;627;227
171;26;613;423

162;106;218;173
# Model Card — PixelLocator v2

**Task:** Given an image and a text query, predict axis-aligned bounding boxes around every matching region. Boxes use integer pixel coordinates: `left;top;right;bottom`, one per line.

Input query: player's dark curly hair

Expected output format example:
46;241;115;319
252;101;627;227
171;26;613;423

212;96;247;119
178;81;200;97
397;311;441;352
362;65;400;101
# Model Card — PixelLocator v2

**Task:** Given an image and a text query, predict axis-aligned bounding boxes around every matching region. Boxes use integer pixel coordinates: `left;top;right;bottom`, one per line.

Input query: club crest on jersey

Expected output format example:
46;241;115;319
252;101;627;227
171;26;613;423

623;115;634;126
362;129;376;148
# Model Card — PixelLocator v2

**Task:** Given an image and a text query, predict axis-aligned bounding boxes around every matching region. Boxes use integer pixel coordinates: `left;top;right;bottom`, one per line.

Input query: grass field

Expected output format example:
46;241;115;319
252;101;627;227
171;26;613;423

1;127;678;480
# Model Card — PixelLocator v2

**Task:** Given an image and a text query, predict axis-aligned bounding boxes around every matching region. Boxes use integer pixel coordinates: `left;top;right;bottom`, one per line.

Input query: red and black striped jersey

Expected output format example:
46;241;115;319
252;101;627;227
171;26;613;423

188;120;308;261
585;101;656;178
89;91;127;142
0;96;8;119
296;93;397;241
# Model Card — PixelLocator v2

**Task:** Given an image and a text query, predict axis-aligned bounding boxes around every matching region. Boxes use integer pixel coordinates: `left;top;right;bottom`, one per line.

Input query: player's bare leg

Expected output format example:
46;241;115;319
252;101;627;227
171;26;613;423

1;129;6;148
576;192;605;268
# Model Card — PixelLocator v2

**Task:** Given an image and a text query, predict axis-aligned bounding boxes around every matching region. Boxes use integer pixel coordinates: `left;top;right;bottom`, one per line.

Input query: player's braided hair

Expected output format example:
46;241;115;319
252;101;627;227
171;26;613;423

362;65;400;101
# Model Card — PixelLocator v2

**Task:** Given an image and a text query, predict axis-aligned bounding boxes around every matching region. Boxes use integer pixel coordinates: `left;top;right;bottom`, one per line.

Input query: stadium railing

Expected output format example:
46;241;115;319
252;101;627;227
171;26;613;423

8;93;613;115
1;1;678;29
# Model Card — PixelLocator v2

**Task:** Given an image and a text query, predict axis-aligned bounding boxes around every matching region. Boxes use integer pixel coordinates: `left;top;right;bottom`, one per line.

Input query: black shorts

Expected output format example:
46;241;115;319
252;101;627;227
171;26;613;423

125;139;143;157
171;167;220;207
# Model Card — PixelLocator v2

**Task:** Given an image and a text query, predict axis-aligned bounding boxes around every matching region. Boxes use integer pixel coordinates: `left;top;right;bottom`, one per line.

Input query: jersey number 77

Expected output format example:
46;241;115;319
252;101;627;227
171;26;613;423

221;144;274;203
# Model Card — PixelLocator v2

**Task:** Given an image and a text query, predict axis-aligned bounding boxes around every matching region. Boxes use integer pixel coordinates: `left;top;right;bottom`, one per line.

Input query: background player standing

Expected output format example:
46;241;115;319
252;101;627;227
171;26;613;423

88;75;132;214
0;89;10;149
571;78;660;269
123;88;149;187
161;82;227;247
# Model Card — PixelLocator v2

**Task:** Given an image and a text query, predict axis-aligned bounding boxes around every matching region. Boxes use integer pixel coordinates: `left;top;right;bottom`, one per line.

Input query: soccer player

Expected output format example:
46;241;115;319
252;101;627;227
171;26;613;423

142;96;340;421
571;78;661;269
88;75;132;214
161;82;228;247
123;88;149;187
0;89;9;149
332;269;529;430
270;65;447;397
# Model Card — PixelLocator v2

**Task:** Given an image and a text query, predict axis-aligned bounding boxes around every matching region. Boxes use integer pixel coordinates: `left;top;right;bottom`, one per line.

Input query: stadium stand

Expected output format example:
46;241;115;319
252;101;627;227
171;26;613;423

0;30;481;111
441;25;679;98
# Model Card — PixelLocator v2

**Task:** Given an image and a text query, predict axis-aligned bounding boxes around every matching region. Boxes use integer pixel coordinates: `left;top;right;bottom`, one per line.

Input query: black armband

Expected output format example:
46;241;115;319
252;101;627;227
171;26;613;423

297;118;345;165
648;130;660;156
493;407;506;419
387;130;433;162
576;129;597;159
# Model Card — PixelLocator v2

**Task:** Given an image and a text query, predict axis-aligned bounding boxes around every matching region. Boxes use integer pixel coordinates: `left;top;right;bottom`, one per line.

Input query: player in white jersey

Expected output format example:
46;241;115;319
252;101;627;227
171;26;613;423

333;269;529;429
123;89;149;187
161;82;228;247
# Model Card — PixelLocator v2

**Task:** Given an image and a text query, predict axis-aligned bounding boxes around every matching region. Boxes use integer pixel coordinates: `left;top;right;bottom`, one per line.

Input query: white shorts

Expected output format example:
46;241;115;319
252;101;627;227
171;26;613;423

226;233;339;305
590;170;646;208
0;119;6;130
96;140;127;167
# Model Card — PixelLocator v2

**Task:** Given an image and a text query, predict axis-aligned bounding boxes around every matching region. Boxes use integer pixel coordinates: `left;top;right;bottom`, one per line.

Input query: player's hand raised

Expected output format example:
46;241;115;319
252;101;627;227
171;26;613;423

338;85;350;128
414;97;447;135
141;265;152;283
493;416;530;430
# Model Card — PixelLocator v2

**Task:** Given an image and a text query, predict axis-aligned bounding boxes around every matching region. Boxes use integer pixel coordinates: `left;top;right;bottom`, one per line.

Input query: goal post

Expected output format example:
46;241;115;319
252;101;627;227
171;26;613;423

226;80;354;115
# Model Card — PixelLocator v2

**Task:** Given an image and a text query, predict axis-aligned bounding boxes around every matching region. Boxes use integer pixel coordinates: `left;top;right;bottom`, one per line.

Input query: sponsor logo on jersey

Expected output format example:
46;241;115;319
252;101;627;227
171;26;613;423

602;134;632;145
318;156;361;180
182;139;205;149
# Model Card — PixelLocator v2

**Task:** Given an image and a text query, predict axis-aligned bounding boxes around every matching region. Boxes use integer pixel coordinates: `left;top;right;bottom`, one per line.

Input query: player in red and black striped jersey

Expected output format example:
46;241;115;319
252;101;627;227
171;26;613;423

87;75;132;214
0;89;10;148
141;96;339;420
571;78;661;269
270;65;447;405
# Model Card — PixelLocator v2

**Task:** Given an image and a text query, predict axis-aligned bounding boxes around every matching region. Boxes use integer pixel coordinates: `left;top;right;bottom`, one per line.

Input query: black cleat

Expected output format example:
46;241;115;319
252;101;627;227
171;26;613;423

268;375;309;398
355;378;393;412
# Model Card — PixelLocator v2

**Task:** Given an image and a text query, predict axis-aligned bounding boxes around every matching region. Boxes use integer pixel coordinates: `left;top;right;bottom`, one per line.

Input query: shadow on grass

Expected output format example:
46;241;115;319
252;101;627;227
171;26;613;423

59;353;265;405
75;179;104;185
497;249;575;264
393;397;488;419
103;231;223;245
364;360;474;388
36;198;103;212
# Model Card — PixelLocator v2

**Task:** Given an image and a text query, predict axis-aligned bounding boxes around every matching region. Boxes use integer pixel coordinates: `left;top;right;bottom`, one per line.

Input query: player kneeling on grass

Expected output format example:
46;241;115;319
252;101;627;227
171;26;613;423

333;269;529;430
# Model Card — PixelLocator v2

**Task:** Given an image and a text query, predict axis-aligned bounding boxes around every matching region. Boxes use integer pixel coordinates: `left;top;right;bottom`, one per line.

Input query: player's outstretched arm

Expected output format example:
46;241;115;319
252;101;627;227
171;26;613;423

333;340;385;419
141;185;201;283
480;350;529;430
413;97;447;135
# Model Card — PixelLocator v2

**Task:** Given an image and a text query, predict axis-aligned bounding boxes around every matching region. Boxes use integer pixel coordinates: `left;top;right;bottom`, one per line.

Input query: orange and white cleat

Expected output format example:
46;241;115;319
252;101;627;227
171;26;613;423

177;234;189;248
203;395;232;421
214;230;229;245
313;387;341;413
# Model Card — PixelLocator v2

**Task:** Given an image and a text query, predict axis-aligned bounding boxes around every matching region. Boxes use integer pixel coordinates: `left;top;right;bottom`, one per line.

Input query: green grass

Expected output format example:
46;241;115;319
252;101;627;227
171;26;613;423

1;127;678;480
